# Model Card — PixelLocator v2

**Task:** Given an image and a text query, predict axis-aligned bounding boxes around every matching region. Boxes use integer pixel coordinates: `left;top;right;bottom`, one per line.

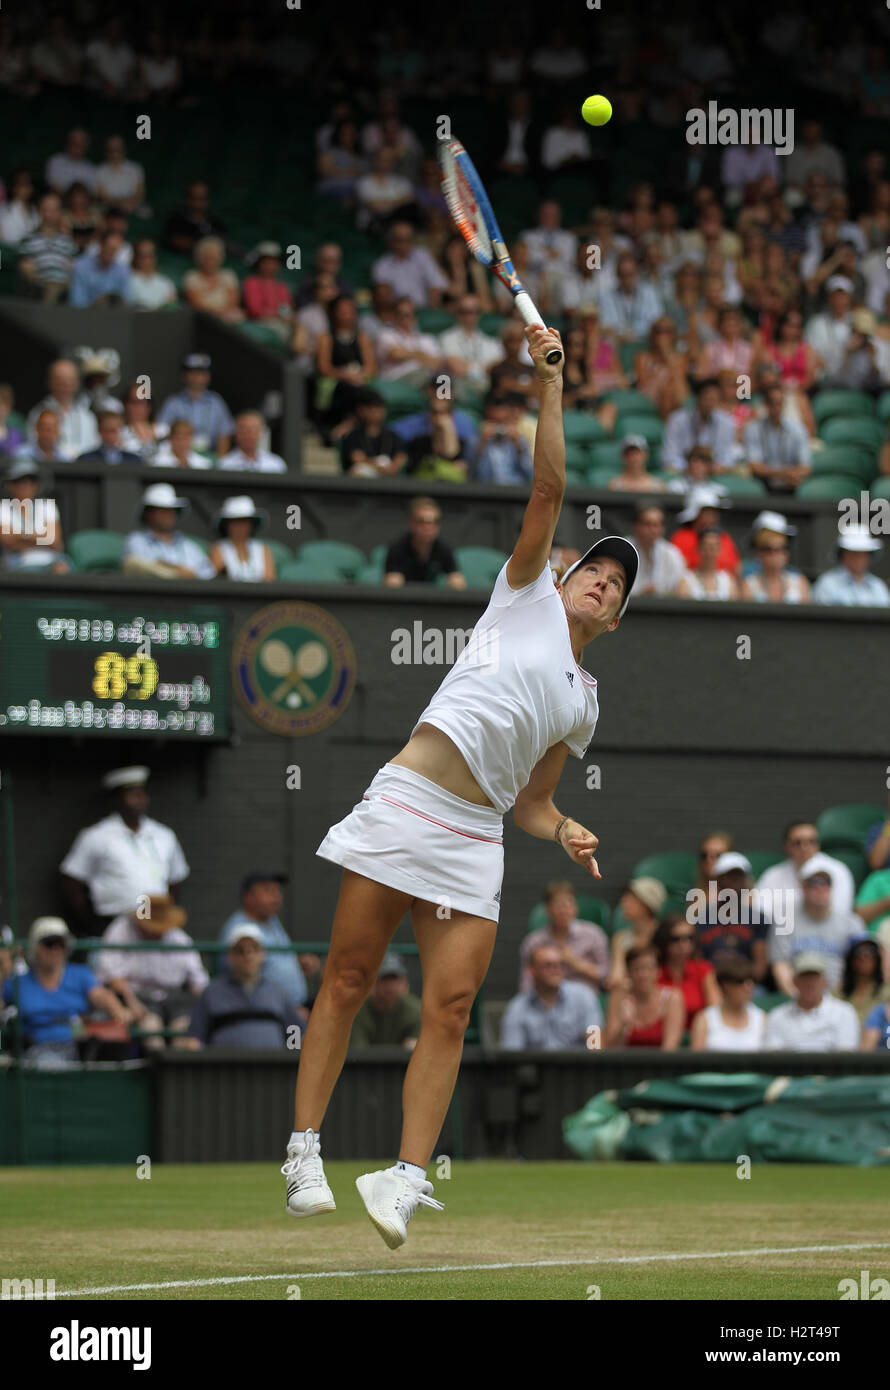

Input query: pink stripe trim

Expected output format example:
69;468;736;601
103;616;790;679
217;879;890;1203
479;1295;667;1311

574;665;597;686
362;793;502;843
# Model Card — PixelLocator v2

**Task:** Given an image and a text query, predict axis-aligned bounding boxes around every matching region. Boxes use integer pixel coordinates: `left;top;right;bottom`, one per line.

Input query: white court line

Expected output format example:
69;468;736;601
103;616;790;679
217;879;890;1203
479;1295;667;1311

57;1241;890;1297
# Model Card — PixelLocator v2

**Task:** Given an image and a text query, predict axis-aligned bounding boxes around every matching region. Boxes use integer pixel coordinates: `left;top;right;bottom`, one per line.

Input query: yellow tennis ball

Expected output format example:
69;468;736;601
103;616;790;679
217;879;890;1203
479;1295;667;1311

582;94;612;127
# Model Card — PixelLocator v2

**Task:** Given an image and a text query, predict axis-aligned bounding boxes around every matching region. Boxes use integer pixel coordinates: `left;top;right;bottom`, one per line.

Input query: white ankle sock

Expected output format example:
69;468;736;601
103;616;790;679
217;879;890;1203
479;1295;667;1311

396;1160;426;1181
289;1129;318;1150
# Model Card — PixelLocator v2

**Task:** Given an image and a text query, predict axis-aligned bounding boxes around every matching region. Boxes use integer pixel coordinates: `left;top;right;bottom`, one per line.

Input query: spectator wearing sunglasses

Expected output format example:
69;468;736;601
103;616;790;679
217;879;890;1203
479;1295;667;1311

694;830;733;892
689;956;766;1051
741;511;811;603
768;855;866;996
654;912;719;1031
754;821;856;916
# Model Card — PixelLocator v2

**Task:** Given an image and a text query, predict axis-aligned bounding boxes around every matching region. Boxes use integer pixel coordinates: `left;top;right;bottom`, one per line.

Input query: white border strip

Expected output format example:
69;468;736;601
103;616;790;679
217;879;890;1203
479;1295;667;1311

57;1241;890;1297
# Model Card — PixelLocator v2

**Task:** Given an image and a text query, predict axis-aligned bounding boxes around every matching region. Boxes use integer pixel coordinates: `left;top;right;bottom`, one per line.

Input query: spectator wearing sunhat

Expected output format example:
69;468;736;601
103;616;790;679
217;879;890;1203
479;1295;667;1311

669;484;740;575
217;409;286;473
219;871;307;1009
606;876;668;989
349;953;422;1049
763;953;860;1051
0;917;129;1066
741;510;810;604
608;434;665;494
694;852;770;983
122;482;215;579
187;923;301;1050
804;275;854;380
742;383;811;493
242;241;294;343
209;496;276;581
811;524;890;607
156;353;235;455
60;766;190;935
1;456;69;572
768;853;867;996
823;307;884;393
93;894;208;1046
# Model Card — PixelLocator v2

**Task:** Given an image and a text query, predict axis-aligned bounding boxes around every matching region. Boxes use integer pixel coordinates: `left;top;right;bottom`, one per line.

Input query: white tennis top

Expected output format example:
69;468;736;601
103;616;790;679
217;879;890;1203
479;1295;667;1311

701;1002;766;1051
412;560;599;814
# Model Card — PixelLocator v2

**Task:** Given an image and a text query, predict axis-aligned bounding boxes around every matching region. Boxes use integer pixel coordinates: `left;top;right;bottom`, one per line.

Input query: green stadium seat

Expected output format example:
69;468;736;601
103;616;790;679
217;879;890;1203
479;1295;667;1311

810;446;876;482
296;539;365;580
618;340;648;376
278;559;343;583
415;307;457;334
603;389;659;416
817;803;886;852
585;464;620;488
715;474;768;498
616;414;663;445
796;474;863;500
370;543;388;566
525;894;612;935
870;476;890;500
745;850;784;879
631;851;697;899
479;312;508;338
819;416;884;450
237;322;289;355
455;545;509;587
564;467;585;488
588;441;625;472
563;412;608;444
828;846;870;889
265;540;294;572
564;442;592;472
68;530;125;573
877;392;890;423
812;390;875;424
355;562;384;584
367;379;427;418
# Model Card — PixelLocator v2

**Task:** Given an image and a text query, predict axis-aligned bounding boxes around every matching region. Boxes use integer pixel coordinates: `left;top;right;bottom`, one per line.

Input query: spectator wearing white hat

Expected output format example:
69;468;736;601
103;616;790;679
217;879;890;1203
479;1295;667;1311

606;876;668;989
768;854;866;996
217;409;286;474
122;483;216;579
187;923;301;1050
694;852;770;983
763;954;860;1051
755;820;856;918
742;384;811;493
669;485;740;576
93;895;208;1047
219;871;307;1009
209;496;276;581
741;511;811;603
60;766;190;935
626;504;687;596
812;526;890;607
804;276;853;380
608;435;665;494
156;354;234;455
661;378;737;473
0;917;129;1066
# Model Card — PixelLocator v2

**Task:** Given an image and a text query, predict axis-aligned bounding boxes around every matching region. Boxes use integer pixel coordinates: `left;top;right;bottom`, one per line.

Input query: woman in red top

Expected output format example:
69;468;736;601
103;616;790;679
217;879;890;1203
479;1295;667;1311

655;912;719;1032
605;945;685;1049
669;492;742;577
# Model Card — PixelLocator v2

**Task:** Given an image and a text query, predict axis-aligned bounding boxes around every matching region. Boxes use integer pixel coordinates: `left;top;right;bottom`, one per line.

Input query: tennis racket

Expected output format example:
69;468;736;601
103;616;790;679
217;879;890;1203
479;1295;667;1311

438;136;562;365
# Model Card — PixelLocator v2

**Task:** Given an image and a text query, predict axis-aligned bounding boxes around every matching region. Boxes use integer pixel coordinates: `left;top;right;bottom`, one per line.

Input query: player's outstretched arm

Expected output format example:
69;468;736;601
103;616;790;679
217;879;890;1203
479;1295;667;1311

505;325;565;590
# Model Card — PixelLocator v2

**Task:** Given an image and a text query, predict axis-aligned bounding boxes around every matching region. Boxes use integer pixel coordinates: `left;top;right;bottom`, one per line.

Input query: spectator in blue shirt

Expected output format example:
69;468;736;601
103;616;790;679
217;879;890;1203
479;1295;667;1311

500;943;603;1049
188;924;300;1049
219;871;308;1010
472;393;533;485
598;252;664;342
812;526;890;608
0;916;129;1066
392;377;477;481
68;229;131;307
122;481;216;579
156;353;235;455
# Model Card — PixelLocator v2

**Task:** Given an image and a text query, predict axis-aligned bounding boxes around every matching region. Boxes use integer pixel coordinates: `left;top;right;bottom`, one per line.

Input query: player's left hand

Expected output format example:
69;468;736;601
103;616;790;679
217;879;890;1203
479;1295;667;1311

558;819;601;878
526;325;563;381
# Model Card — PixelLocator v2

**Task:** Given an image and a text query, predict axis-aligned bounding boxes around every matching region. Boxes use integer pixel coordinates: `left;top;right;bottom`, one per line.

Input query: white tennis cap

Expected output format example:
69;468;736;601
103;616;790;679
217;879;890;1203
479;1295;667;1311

29;916;73;947
798;853;836;882
752;510;796;536
837;524;882;553
559;535;639;617
102;766;150;791
224;923;266;947
677;485;731;525
141;482;187;510
713;851;752;876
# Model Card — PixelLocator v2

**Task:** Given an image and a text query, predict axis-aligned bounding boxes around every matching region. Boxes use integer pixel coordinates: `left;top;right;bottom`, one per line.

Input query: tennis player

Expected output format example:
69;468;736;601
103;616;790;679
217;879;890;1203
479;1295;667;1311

281;324;639;1248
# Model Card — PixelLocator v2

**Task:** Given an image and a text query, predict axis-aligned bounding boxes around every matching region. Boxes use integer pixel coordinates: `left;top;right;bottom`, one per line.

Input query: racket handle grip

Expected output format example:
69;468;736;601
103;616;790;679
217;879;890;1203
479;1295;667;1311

513;290;563;365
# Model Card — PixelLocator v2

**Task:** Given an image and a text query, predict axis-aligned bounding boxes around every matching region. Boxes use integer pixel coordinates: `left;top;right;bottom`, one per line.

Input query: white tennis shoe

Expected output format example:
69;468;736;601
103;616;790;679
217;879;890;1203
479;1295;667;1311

355;1165;444;1248
281;1128;336;1218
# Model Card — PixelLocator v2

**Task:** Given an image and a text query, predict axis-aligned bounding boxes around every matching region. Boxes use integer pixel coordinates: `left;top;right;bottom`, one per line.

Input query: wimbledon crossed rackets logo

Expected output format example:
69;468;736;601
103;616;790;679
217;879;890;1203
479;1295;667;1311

232;601;356;737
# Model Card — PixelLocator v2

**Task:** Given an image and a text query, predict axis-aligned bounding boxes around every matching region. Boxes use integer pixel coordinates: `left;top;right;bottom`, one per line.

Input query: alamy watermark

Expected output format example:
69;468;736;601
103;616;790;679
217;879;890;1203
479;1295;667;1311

686;102;794;156
0;499;56;545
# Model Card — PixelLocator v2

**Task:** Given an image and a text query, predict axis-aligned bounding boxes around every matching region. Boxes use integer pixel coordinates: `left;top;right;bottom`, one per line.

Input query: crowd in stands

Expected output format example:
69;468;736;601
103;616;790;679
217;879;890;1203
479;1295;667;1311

2;765;889;1063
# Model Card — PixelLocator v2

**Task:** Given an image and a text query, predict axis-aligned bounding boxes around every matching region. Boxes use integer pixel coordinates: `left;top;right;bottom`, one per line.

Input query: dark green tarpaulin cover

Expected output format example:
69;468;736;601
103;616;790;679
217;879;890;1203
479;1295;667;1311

563;1074;890;1165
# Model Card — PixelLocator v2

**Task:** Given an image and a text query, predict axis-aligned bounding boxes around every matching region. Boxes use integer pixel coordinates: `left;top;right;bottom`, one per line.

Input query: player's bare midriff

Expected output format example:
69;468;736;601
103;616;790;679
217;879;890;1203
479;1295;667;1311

389;722;496;807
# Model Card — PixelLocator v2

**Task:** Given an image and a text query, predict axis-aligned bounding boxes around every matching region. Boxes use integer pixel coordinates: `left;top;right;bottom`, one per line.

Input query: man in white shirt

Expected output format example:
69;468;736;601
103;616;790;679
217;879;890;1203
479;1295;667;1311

784;119;847;195
756;822;856;916
439;296;503;393
763;954;860;1050
377;298;442;382
627;504;687;595
44;127;96;194
540;111;592;172
768;854;866;995
60;767;190;935
805;277;853;379
372;221;447;308
521;200;577;275
27;359;99;458
218;410;287;473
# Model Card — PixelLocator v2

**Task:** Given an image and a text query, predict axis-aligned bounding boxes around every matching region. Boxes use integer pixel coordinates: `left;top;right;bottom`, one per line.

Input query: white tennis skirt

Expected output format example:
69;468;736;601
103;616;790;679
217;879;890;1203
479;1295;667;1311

316;762;505;922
